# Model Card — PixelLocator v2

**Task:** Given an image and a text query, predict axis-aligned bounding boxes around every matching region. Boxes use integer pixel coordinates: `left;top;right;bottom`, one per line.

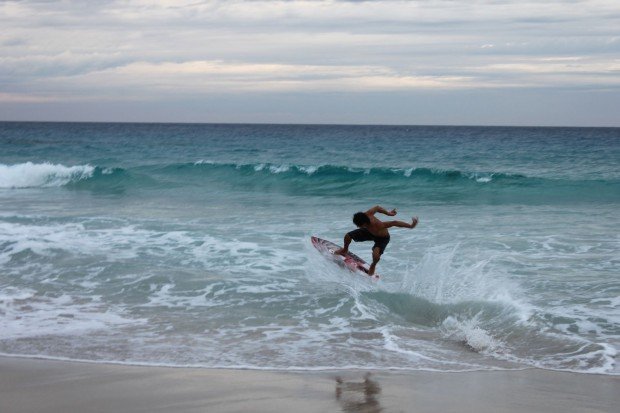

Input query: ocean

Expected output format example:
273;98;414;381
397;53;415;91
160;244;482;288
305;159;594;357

1;122;618;374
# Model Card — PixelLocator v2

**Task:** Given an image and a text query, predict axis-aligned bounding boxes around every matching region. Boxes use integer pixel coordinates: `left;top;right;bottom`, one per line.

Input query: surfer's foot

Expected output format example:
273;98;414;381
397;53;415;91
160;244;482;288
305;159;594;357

334;248;347;256
411;216;418;229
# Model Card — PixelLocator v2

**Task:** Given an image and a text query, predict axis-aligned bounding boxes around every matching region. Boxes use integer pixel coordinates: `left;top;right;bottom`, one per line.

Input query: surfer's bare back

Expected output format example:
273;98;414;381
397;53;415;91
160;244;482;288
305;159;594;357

334;206;418;276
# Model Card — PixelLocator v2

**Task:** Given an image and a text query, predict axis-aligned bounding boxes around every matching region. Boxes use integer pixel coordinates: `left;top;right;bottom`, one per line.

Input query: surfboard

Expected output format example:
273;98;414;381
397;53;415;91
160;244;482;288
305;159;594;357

311;236;380;280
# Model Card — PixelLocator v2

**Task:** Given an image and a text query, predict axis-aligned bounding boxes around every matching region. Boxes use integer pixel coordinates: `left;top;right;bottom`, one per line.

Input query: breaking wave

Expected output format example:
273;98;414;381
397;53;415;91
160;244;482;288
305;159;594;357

2;161;618;204
0;162;95;188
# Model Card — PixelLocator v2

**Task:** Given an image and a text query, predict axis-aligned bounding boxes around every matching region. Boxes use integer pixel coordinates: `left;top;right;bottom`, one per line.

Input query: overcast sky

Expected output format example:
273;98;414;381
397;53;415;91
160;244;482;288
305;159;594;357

1;0;619;126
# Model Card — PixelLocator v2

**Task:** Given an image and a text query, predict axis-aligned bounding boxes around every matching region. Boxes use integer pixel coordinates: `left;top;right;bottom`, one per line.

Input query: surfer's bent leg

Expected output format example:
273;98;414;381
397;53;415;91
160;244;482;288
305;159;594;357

368;237;389;275
368;247;382;276
347;228;374;243
335;228;372;256
335;234;352;255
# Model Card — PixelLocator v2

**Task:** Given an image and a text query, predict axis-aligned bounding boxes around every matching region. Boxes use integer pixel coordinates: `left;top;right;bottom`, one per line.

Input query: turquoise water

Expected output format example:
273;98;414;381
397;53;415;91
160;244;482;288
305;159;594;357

1;122;619;373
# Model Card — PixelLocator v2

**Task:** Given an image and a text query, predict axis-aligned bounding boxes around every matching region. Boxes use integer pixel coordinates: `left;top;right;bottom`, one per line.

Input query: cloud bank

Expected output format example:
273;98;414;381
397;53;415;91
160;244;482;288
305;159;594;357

1;0;619;125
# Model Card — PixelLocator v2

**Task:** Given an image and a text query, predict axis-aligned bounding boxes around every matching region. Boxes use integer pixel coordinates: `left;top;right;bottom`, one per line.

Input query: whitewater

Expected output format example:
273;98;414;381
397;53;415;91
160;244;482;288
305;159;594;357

1;122;618;374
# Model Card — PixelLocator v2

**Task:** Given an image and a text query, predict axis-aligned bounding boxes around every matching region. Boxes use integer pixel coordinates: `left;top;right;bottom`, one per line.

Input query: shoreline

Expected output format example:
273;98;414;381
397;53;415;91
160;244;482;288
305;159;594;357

1;356;617;413
2;351;617;376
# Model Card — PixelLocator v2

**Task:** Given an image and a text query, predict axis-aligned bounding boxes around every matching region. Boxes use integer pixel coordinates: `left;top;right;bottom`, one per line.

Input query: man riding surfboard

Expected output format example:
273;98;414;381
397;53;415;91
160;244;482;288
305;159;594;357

334;206;418;276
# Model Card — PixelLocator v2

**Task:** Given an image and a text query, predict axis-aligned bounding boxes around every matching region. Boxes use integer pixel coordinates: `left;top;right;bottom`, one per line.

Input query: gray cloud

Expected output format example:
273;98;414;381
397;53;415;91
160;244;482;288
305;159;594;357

1;0;619;125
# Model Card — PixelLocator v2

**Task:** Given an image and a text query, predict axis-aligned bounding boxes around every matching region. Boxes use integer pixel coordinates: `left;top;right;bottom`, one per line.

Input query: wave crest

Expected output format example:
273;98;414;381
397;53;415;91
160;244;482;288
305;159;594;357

190;161;527;182
0;162;95;188
3;161;618;204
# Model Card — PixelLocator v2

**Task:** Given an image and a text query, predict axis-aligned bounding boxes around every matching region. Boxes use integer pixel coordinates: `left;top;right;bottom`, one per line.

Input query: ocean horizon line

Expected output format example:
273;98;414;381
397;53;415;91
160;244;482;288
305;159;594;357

1;119;619;130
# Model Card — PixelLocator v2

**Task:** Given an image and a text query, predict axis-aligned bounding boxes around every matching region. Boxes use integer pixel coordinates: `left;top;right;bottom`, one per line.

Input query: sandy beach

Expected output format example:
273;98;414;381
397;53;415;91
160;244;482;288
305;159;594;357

0;356;617;413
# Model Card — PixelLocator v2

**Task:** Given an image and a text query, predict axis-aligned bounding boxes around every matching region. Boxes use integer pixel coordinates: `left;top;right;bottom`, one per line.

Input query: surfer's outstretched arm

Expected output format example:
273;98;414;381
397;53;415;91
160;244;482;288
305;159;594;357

334;234;352;256
366;205;397;216
384;216;418;229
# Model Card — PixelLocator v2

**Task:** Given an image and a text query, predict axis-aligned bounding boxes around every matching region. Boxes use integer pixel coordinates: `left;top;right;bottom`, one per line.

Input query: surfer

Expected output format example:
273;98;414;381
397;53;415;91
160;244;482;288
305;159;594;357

334;206;418;276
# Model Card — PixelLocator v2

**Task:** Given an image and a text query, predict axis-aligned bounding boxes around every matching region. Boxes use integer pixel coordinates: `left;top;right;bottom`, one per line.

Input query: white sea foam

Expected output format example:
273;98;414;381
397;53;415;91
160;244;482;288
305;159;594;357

441;315;503;353
1;211;617;374
268;164;290;173
381;326;439;362
0;286;142;340
0;219;286;273
0;162;94;188
251;163;292;173
298;165;319;175
0;221;140;264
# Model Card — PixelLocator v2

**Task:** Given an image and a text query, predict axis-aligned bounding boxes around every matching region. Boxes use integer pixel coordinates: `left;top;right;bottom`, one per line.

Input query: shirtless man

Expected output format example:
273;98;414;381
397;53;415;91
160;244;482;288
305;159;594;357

334;206;418;276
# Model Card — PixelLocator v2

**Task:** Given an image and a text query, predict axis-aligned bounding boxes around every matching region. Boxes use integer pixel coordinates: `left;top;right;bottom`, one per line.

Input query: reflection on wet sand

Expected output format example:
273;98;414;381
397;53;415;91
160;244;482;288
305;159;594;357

335;373;383;413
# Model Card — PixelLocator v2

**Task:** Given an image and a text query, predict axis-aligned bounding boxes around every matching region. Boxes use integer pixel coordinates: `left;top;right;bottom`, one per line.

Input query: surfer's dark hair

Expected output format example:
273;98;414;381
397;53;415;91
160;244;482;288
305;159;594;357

353;212;370;227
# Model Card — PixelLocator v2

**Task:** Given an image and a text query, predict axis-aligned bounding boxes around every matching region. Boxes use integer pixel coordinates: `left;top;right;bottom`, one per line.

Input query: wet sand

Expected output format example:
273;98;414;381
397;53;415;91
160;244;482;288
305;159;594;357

0;356;617;413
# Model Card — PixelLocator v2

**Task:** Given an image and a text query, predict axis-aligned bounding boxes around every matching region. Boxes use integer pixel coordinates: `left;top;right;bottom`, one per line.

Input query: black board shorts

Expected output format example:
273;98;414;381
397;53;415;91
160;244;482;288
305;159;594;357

347;228;390;254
